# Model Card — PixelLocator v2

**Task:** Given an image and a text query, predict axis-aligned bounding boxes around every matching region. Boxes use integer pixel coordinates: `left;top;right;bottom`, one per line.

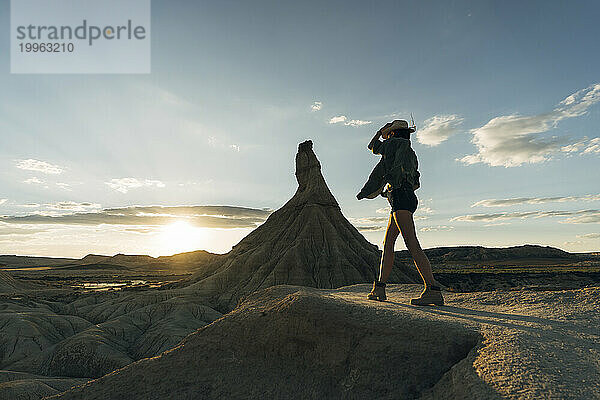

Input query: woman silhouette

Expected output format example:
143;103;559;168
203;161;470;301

365;120;444;306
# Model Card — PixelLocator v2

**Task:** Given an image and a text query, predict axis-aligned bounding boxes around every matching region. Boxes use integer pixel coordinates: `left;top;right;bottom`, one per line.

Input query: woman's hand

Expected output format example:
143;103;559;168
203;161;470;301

368;130;383;150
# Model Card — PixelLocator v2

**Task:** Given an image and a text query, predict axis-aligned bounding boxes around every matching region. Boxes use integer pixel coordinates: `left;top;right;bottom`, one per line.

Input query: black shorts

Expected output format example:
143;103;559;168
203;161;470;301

387;186;418;213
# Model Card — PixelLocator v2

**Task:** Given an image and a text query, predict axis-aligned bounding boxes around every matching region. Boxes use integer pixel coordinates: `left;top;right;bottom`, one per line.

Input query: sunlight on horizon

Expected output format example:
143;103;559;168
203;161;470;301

157;220;208;255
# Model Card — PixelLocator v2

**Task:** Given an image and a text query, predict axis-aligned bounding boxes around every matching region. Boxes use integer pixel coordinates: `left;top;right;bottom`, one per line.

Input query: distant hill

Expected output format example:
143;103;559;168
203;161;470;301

408;244;575;262
0;255;76;268
0;250;221;272
0;244;583;270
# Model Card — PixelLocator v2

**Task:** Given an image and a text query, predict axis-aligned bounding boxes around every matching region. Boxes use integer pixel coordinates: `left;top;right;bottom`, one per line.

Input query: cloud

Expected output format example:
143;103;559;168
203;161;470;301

562;212;600;224
0;205;272;229
350;216;389;225
472;194;600;207
459;83;600;167
420;225;454;232
329;115;347;124
561;137;600;155
45;201;102;212
0;199;6;206
356;225;386;232
345;119;372;127
577;233;600;239
105;178;166;193
0;224;46;236
451;209;600;224
16;159;64;174
583;137;600;154
18;203;40;208
351;213;430;232
329;115;372;127
123;227;158;234
229;144;240;152
23;177;44;185
417;114;464;146
56;182;72;191
310;101;322;112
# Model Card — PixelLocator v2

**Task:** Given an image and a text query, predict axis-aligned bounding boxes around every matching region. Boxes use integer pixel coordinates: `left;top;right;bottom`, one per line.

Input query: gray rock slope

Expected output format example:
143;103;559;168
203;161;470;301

0;291;222;399
179;140;420;311
0;270;35;292
48;284;600;400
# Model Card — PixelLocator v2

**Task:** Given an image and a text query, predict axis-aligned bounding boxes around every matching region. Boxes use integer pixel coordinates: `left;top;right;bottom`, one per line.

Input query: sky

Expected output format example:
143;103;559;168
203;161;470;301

0;0;599;258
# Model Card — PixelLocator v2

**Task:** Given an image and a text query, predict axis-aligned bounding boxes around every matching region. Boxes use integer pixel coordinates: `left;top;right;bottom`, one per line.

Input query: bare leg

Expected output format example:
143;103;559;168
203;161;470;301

378;213;399;283
393;210;435;288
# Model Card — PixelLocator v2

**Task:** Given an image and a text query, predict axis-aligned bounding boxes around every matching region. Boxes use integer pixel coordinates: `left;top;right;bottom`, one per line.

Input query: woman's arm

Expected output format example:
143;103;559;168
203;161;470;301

368;122;393;153
368;131;382;151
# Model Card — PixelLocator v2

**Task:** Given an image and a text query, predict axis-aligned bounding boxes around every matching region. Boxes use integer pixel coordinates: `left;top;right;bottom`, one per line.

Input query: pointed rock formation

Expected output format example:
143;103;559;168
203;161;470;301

182;140;419;311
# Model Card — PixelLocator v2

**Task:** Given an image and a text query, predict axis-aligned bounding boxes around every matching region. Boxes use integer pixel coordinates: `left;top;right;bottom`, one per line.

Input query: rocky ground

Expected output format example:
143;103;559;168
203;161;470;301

44;284;600;400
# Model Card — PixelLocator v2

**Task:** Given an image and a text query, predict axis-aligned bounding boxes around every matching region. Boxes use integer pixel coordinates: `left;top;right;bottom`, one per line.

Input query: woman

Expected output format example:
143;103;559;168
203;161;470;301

365;120;443;306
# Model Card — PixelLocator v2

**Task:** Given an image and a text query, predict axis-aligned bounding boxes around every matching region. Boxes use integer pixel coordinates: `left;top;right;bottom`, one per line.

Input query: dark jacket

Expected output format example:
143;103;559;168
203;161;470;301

357;137;420;200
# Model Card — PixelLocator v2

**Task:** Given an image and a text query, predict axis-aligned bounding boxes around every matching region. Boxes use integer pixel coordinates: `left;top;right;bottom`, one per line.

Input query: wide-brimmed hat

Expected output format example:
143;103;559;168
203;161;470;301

380;119;416;136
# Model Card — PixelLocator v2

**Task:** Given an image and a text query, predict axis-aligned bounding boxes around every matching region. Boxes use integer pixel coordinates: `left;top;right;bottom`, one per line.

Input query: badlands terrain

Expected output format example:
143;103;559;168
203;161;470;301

1;141;598;399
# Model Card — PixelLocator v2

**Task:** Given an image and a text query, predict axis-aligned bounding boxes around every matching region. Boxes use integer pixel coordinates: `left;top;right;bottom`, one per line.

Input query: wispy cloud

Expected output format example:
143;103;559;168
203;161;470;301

451;209;600;224
583;137;600;154
0;199;6;206
484;222;512;227
0;205;272;229
356;225;386;232
350;213;430;232
0;223;46;236
16;159;64;174
329;115;348;124
105;178;166;194
472;194;600;207
56;182;72;191
18;203;40;208
45;201;102;212
350;216;389;225
577;233;600;239
459;83;600;167
345;119;372;127
329;115;372;127
310;101;322;111
561;137;600;155
417;114;464;146
23;177;44;185
229;144;240;152
420;225;454;232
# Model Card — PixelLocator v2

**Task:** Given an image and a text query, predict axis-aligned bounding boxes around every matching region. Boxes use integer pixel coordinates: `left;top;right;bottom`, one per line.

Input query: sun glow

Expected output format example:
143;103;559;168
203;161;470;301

158;220;207;255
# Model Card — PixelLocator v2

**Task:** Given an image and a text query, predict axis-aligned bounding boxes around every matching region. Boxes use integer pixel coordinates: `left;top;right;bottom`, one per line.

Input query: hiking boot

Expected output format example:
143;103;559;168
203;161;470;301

410;286;444;306
367;281;386;301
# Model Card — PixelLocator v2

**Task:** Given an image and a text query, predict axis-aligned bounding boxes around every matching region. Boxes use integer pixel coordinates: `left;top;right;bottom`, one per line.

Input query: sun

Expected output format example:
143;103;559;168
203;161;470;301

158;220;206;255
